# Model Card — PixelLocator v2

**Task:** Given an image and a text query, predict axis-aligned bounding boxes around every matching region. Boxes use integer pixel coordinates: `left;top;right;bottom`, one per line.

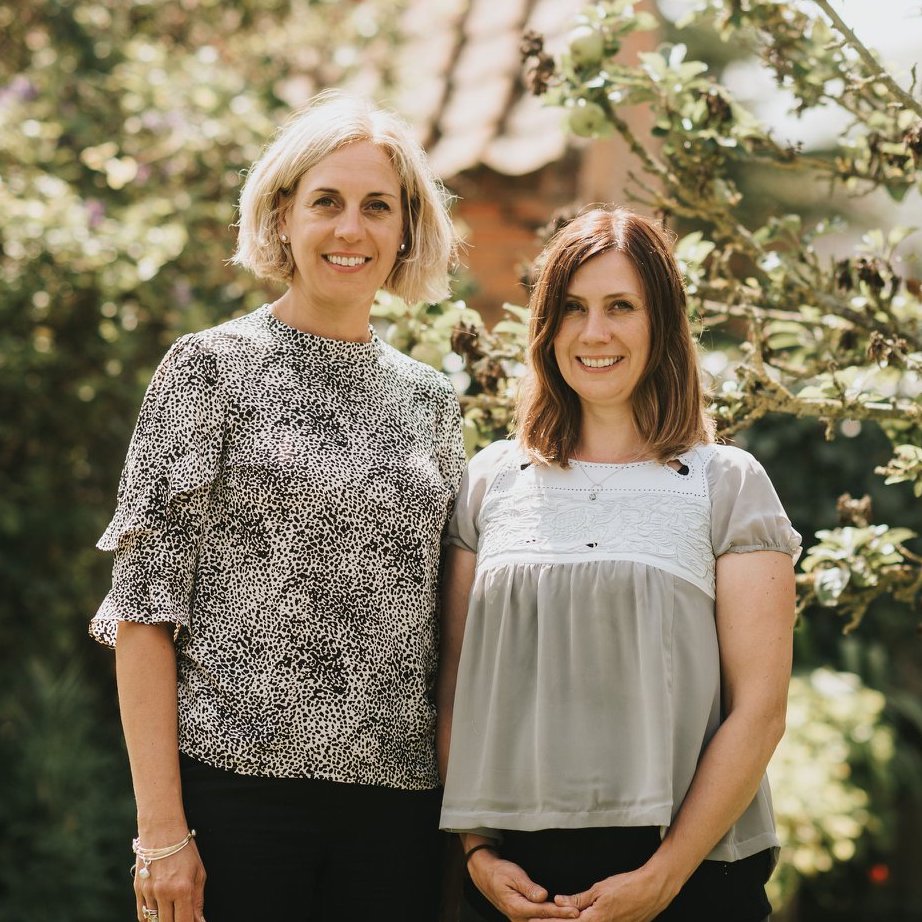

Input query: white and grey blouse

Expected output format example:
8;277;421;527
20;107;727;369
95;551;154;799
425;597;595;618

91;304;465;789
439;439;801;861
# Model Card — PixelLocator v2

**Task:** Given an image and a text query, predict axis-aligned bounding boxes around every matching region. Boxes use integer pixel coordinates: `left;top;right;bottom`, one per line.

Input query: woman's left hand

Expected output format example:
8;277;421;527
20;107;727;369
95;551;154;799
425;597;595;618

553;865;674;922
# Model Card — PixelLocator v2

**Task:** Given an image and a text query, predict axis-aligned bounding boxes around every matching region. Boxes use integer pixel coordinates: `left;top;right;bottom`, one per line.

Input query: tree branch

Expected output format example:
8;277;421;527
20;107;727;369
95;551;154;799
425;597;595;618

814;0;922;119
718;366;922;439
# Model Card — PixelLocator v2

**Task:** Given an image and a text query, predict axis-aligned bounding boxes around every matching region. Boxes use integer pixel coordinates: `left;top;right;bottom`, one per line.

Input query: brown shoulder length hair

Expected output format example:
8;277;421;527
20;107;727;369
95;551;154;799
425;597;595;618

514;206;714;466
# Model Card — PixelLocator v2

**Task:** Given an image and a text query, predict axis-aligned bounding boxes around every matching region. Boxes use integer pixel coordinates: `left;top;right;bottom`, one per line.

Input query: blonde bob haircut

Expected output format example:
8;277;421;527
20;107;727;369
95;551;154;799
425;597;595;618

232;90;458;304
515;206;714;466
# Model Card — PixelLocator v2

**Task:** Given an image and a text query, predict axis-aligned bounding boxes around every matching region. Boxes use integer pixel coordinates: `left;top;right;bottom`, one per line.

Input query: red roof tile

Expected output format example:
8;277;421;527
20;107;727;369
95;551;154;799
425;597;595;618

392;0;587;178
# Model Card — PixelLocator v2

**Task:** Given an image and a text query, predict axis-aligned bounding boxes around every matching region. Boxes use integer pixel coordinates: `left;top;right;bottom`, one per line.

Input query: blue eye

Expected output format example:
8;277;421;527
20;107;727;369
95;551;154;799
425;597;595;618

313;196;337;208
366;200;391;212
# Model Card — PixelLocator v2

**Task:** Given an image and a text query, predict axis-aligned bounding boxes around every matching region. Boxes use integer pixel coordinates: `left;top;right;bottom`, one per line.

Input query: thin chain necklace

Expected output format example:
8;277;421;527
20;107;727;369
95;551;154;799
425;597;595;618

572;452;648;501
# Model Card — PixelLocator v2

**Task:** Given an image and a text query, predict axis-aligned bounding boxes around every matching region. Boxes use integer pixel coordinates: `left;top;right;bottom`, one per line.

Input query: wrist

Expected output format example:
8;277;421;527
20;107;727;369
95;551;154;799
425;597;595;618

131;828;197;880
465;841;499;871
136;816;191;845
637;851;690;905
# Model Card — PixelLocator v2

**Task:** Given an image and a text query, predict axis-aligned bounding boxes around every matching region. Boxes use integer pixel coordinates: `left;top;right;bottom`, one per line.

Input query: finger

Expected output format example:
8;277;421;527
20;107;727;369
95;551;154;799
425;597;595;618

509;872;549;904
169;886;194;922
139;885;158;922
160;891;193;922
554;889;590;910
525;903;581;920
139;898;161;922
503;891;579;919
173;885;201;922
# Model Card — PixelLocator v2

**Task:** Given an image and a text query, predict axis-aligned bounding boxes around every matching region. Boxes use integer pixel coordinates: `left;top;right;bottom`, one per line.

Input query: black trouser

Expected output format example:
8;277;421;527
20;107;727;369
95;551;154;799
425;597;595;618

180;753;444;922
461;826;773;922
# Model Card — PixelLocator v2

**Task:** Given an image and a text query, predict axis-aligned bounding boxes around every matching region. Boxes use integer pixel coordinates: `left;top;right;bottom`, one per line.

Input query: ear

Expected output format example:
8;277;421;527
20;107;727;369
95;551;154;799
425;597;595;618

276;186;296;239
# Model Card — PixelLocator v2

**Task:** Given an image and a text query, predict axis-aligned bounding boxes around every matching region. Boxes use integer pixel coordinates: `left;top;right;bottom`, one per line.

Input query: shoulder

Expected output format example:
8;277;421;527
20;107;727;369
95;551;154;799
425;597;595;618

152;308;275;394
698;443;789;516
467;438;522;479
378;340;457;401
693;442;769;479
450;439;521;538
149;331;219;392
180;307;275;360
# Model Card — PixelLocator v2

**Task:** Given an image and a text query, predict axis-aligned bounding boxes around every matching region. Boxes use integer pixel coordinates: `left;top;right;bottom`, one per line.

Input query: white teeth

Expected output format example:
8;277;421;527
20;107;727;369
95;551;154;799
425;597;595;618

579;356;621;368
326;255;368;267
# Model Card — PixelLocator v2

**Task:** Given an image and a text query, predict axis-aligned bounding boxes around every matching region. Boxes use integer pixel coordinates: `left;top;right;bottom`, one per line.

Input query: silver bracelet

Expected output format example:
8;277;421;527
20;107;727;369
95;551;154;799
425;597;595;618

130;829;196;879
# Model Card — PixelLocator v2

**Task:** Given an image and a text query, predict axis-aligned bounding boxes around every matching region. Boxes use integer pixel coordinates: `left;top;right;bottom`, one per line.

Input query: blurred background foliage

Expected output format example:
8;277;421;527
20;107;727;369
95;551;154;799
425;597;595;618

1;0;921;919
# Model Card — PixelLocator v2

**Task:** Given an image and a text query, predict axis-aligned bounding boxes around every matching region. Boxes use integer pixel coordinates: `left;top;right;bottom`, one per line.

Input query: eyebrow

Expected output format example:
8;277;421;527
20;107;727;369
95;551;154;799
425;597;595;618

309;186;399;199
565;291;642;300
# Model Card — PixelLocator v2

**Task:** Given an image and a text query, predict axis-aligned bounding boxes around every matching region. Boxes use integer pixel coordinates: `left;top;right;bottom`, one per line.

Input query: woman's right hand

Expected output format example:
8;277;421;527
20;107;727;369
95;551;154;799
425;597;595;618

467;849;579;922
134;838;206;922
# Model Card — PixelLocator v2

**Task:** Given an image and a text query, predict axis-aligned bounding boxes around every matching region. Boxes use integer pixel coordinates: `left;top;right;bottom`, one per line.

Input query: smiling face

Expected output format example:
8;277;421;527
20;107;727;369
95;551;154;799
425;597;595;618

552;249;650;417
279;140;404;326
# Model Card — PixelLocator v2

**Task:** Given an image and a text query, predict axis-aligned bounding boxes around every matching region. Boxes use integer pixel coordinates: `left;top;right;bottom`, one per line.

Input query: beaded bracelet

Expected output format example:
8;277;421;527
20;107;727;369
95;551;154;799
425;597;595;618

130;830;196;879
464;842;498;864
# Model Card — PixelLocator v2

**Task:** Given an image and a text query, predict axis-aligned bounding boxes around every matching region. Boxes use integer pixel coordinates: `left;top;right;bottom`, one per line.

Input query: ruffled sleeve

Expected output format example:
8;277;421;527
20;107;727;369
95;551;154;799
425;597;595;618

706;444;801;561
445;439;518;553
90;334;224;647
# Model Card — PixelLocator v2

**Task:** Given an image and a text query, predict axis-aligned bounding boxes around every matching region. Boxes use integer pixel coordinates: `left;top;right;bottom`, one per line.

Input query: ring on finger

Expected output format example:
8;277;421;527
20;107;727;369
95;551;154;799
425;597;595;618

142;908;159;921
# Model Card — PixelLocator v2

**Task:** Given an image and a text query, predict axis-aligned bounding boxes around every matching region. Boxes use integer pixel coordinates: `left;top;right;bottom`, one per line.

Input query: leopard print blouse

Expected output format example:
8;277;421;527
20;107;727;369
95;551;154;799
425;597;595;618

90;304;465;789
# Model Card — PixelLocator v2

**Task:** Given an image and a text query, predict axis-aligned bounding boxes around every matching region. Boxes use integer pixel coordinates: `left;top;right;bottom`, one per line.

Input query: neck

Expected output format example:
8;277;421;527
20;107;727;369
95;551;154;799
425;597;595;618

575;406;647;463
272;288;373;342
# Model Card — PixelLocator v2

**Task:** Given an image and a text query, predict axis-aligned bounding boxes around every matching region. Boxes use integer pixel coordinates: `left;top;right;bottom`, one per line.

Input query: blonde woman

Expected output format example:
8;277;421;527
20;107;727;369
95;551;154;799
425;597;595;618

91;91;464;922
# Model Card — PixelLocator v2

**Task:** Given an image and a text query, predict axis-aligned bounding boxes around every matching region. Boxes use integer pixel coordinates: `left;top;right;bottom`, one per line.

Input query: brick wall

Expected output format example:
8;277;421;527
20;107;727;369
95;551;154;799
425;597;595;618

447;154;581;326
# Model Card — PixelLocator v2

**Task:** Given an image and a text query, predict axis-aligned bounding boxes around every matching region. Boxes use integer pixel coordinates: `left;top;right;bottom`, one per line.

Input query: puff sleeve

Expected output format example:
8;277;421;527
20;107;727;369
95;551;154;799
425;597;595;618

90;334;224;647
707;444;801;561
444;439;518;553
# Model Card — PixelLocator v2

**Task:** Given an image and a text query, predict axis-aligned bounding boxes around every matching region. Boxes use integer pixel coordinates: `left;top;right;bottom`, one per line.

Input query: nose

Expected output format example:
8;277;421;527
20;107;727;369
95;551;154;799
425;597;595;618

334;205;363;241
579;308;612;342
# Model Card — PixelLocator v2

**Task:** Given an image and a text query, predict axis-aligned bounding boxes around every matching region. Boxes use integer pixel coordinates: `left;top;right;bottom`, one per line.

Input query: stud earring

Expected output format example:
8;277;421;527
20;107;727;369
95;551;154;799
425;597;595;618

398;242;406;252
280;233;289;243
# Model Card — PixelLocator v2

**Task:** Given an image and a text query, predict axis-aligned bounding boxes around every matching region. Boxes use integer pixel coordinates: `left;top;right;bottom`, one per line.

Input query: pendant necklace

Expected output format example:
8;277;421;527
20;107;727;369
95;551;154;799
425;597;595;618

573;452;647;500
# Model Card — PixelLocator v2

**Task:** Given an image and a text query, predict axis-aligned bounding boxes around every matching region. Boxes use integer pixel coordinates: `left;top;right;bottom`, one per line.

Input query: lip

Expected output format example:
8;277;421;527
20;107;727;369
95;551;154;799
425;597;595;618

577;356;624;369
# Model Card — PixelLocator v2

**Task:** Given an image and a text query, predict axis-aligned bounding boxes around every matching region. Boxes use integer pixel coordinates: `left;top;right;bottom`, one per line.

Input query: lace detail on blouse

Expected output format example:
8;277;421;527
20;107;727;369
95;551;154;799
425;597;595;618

478;450;717;596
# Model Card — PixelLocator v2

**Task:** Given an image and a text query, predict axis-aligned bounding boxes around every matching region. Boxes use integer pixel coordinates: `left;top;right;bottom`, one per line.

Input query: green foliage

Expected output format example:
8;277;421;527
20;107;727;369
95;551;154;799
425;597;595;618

515;0;922;629
768;668;898;908
877;443;922;496
373;291;531;455
800;524;920;629
0;657;134;922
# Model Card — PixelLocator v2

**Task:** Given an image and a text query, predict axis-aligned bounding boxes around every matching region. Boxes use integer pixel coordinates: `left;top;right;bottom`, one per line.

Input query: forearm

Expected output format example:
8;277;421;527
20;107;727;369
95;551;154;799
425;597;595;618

435;705;452;784
644;706;785;895
435;663;457;783
642;550;796;894
434;631;455;784
436;544;476;784
116;620;189;843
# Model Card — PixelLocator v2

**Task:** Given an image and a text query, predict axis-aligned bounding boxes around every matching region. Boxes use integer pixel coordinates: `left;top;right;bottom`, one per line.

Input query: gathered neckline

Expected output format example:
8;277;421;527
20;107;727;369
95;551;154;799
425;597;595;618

260;304;381;358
